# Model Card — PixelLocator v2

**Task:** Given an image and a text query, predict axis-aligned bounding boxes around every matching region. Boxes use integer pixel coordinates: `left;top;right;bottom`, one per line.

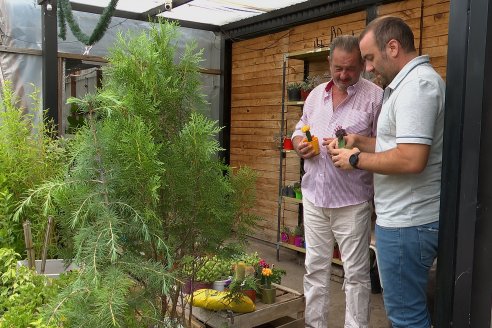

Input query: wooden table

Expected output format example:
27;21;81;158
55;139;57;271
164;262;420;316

191;284;305;328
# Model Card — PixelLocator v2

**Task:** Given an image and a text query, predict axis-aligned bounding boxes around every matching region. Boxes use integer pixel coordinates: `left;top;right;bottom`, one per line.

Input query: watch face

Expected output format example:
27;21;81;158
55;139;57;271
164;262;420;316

349;153;359;167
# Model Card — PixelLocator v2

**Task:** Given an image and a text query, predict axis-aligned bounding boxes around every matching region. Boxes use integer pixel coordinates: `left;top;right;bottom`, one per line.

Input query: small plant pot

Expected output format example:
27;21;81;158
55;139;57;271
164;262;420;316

288;235;295;245
294;236;303;247
212;278;231;291
303;136;320;156
294;190;302;199
333;247;341;260
260;285;276;304
300;89;312;100
287;88;301;101
281;232;289;243
283;137;294;150
242;289;257;303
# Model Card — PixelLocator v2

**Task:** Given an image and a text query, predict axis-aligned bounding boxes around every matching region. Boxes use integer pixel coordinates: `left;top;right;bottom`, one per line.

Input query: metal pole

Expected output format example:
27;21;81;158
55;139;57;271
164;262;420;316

276;58;287;261
39;0;59;131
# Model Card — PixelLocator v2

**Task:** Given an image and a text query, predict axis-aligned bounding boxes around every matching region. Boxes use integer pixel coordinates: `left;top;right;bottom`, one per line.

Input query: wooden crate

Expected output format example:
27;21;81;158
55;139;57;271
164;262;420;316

191;284;305;328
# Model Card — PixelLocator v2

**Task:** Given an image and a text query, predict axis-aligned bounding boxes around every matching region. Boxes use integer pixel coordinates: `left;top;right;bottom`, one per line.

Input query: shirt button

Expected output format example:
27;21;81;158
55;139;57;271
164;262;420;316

319;173;324;177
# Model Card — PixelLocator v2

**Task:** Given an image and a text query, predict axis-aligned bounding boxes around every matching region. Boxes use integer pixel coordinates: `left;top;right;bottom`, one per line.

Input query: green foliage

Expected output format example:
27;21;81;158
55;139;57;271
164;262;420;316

16;20;260;327
286;82;301;91
0;82;66;255
102;19;206;143
182;255;233;283
300;75;322;91
0;248;75;328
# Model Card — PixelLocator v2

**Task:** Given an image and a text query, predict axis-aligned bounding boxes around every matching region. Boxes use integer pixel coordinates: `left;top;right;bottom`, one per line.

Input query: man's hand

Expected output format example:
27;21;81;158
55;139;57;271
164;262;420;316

331;147;360;170
322;137;335;150
294;136;318;159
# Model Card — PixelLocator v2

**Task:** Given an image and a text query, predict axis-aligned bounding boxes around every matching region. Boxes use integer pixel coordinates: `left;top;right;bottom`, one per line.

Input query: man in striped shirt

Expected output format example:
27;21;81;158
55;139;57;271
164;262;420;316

292;35;383;328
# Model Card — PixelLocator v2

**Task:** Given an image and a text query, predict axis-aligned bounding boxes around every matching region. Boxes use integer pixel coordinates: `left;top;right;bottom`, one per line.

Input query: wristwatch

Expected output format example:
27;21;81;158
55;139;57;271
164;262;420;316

349;151;361;169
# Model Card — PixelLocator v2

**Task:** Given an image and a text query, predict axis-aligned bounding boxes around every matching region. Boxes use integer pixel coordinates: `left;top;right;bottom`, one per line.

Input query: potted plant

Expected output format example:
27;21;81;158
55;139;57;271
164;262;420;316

281;226;291;243
227;274;259;303
259;267;276;304
293;182;302;199
300;75;321;100
294;225;304;247
286;82;302;101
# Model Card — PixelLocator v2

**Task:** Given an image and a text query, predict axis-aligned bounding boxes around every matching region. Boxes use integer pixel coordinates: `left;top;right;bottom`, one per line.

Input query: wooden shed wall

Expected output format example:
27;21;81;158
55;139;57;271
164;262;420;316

230;0;450;243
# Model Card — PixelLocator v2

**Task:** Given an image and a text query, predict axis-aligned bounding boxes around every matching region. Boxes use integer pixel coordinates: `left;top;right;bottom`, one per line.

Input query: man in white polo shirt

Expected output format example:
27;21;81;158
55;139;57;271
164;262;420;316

329;16;445;328
292;35;383;328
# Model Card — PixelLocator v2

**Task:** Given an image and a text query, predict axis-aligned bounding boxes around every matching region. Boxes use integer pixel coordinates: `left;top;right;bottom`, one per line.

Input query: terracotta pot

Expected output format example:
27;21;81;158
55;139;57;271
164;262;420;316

242;289;256;303
300;89;312;100
288;235;295;245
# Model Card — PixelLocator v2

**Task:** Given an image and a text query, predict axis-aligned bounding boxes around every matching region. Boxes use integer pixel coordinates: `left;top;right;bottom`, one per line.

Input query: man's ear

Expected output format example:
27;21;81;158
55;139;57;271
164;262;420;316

387;39;399;58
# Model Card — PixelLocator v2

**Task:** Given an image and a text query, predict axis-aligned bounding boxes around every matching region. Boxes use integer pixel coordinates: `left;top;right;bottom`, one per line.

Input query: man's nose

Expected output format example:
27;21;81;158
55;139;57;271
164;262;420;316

365;62;374;72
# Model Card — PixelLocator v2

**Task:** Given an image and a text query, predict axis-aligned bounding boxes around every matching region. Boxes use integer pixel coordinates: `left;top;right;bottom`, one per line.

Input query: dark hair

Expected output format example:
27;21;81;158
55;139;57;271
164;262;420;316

330;35;363;63
359;16;416;53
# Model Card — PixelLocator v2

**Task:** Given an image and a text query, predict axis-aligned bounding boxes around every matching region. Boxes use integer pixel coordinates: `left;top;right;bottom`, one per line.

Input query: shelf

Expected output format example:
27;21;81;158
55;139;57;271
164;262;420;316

282;196;302;204
285;100;305;106
286;47;330;61
278;242;343;266
279;242;305;253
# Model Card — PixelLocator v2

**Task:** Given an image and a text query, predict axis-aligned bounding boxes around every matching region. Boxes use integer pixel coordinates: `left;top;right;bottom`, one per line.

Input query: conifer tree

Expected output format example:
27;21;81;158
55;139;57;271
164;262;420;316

17;20;259;327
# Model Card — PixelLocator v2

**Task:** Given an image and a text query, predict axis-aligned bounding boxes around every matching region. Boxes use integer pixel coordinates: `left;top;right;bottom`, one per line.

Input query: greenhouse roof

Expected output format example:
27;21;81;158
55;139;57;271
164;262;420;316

69;0;308;28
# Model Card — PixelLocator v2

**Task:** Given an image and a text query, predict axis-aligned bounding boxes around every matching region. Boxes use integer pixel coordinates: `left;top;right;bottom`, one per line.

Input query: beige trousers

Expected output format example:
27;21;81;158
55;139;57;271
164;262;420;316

303;198;372;328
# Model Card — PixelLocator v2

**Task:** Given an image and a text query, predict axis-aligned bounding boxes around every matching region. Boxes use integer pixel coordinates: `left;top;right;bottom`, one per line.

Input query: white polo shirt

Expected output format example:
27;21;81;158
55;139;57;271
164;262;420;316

374;55;446;228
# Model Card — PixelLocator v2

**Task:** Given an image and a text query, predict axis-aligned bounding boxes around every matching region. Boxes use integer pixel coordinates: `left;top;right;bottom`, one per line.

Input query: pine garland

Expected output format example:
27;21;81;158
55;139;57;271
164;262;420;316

57;0;119;46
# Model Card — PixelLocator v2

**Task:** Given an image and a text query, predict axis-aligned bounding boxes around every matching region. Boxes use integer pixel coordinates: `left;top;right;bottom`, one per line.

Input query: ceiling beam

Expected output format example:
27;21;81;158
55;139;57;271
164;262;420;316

66;1;219;31
141;0;194;17
220;0;400;40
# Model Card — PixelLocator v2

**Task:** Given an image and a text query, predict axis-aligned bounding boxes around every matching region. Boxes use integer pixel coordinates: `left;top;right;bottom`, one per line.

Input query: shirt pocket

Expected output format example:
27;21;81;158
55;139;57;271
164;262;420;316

344;110;373;136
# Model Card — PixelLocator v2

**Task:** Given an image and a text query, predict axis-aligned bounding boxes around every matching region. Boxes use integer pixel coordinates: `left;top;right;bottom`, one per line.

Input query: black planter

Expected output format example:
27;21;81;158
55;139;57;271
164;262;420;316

287;88;301;101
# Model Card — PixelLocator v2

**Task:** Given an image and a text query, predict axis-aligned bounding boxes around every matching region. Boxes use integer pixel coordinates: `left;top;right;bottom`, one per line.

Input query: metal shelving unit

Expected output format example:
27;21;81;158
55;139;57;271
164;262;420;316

276;47;330;261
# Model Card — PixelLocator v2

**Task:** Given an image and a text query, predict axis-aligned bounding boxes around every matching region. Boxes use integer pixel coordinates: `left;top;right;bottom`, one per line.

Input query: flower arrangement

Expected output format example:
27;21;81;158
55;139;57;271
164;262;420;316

256;259;286;286
335;125;347;149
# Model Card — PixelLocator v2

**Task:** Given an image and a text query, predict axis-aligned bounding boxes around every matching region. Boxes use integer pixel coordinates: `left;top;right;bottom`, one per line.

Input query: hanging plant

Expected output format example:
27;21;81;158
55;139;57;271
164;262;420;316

58;0;119;46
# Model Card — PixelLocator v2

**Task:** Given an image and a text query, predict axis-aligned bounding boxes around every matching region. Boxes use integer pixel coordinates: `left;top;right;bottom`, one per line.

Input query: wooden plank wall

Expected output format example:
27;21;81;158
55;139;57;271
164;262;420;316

230;0;450;243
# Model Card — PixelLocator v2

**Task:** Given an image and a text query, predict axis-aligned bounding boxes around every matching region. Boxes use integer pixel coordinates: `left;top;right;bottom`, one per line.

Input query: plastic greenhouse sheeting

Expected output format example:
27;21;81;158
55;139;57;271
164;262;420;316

0;0;221;124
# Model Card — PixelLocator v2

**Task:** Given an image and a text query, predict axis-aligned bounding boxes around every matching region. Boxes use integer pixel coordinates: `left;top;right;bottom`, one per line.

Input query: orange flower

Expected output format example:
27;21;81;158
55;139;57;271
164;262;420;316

262;268;272;277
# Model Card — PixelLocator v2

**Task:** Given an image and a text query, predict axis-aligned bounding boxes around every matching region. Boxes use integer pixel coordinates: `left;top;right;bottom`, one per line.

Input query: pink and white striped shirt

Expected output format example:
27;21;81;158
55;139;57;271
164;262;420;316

292;78;383;208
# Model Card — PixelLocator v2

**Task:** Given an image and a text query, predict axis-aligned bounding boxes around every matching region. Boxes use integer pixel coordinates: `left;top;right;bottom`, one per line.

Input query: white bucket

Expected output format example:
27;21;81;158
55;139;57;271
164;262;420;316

212;278;231;291
17;259;78;279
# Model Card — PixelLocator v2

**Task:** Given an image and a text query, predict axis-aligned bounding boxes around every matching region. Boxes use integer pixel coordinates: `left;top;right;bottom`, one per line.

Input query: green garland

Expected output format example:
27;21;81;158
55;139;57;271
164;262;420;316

57;0;119;46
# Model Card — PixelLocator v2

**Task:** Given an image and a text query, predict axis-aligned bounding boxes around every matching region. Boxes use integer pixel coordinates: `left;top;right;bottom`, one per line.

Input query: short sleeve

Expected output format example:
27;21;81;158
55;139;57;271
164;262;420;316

394;79;442;145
